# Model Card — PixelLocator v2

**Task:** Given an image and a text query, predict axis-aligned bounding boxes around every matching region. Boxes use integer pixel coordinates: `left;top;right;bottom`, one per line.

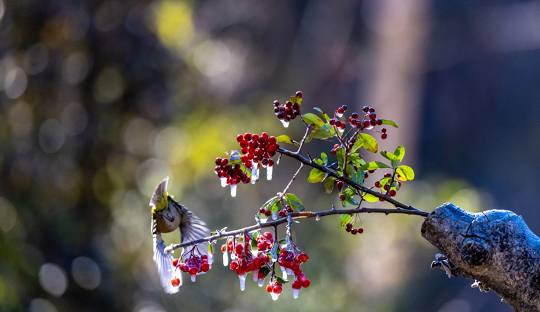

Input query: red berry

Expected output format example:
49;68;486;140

339;194;346;201
273;284;283;294
201;263;210;272
358;228;364;234
362;106;369;113
189;267;198;275
381;133;388;139
351;229;358;235
292;280;302;289
295;91;303;98
170;277;181;287
302;279;311;288
266;284;273;293
389;189;397;197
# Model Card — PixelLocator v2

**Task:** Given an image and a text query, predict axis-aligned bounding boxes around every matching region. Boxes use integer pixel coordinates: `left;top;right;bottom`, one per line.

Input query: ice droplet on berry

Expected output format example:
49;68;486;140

266;165;273;181
238;273;247;291
292;288;300;299
230;184;237;197
220;177;227;188
280;120;289;128
315;215;320;221
271;292;280;301
223;251;229;267
271;210;278;220
258;278;265;287
336;112;343;118
191;275;197;282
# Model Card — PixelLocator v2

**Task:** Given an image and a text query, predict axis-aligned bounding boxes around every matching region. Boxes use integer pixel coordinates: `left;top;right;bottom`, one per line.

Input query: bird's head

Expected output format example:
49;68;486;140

149;177;170;215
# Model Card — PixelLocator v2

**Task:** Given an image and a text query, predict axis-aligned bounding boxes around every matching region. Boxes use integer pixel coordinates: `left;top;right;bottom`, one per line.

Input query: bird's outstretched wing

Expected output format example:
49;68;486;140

152;217;181;294
180;208;210;259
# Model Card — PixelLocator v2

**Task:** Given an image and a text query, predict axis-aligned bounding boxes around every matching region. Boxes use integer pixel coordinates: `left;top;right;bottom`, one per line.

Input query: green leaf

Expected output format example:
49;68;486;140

320;152;328;165
396;165;415;181
324;176;335;194
284;193;304;211
381;151;398;162
357;133;378;153
307;168;326;183
336;147;345;169
362;192;380;203
346;165;364;184
276;134;295;145
276;276;289;284
340;214;353;227
393;145;405;162
361;161;390;171
380;119;399;128
302;113;325;128
313;107;331;122
309;123;335;141
348;153;366;168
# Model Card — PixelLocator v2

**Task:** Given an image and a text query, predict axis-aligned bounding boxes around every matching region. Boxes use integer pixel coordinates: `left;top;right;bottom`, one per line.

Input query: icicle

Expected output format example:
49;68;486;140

252;270;259;282
271;210;278;220
258;279;265;287
230;184;237;197
282;270;288;280
292;288;300;299
223;251;229;267
271;292;280;301
280;120;289;128
266;165;273;181
191;275;197;282
251;162;259;184
238;274;247;291
231;252;236;260
259;217;268;223
337;127;345;134
315;215;321;222
336;112;343;118
220;177;227;187
208;246;214;265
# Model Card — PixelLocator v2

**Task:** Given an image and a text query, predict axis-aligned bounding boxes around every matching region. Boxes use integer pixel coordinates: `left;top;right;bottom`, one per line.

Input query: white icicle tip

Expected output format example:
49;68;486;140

292;288;300;299
271;293;280;301
280;120;290;128
238;274;247;291
220;177;227;187
266;165;273;181
223;251;229;267
230;184;237;197
191;275;197;283
258;279;265;287
271;211;277;220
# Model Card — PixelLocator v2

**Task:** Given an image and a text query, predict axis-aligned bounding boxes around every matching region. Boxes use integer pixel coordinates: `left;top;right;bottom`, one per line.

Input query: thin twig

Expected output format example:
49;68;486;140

294;126;311;154
277;147;422;212
165;206;428;252
279;163;304;197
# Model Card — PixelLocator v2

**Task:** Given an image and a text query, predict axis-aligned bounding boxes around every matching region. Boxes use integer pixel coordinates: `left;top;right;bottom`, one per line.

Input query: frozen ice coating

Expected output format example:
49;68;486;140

315;215;320;221
292;288;300;299
222;251;229;267
190;275;196;282
220;177;227;187
271;292;280;301
266;165;273;180
252;270;259;282
280;120;289;128
238;274;247;291
230;184;237;197
251;162;259;184
271;211;277;220
258;279;264;287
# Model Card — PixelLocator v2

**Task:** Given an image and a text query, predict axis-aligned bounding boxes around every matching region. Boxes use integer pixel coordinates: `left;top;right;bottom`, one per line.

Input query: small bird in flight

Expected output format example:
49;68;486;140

150;177;210;293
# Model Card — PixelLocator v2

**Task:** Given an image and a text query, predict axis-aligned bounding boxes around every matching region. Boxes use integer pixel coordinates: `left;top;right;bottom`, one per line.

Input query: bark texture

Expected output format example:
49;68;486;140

422;203;540;312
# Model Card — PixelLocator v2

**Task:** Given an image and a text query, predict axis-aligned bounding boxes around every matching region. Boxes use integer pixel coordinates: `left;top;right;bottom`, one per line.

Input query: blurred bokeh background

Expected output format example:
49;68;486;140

1;0;539;311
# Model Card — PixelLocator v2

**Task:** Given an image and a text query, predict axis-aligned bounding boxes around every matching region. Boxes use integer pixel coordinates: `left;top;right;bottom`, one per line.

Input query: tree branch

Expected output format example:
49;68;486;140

277;147;422;213
166;206;427;252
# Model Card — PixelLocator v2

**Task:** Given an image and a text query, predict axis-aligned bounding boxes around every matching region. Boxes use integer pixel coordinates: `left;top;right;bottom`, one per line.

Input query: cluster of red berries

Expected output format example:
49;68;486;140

266;281;283;301
170;254;210;285
256;231;274;251
214;158;250;185
345;223;364;235
273;91;303;127
329;105;348;131
278;248;311;299
222;235;272;290
236;132;278;169
374;173;401;197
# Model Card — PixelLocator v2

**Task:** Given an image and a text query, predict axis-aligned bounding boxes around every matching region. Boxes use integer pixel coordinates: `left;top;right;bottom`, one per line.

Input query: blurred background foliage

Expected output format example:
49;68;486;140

0;0;539;311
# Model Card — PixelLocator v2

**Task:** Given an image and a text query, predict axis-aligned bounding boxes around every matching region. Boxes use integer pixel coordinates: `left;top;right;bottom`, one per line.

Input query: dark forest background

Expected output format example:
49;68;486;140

1;0;539;311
